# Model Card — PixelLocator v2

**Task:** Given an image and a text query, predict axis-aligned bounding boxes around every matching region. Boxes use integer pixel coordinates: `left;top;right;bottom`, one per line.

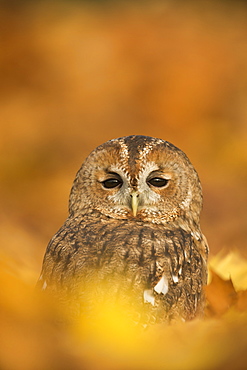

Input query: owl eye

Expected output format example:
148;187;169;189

102;178;123;189
147;177;169;188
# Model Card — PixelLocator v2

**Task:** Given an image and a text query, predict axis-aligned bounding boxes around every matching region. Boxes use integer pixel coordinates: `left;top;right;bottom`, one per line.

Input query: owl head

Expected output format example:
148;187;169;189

69;135;202;226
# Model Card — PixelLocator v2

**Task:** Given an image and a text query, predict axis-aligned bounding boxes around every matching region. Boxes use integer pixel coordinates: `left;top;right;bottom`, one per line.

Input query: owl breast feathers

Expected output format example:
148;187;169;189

37;135;209;323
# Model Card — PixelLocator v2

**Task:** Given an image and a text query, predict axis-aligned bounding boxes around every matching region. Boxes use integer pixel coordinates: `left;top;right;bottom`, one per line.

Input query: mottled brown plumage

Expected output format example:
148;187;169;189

37;135;208;323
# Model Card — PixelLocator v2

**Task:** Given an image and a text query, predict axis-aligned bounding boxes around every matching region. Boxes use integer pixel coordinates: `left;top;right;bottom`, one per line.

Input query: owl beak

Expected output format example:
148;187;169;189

131;192;139;217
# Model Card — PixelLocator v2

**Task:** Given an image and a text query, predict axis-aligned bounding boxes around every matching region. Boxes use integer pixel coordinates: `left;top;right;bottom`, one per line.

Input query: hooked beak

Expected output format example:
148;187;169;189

131;192;139;217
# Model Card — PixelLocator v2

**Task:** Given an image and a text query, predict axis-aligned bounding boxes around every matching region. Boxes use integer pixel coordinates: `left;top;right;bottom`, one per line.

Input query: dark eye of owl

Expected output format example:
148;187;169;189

102;178;123;189
147;177;169;188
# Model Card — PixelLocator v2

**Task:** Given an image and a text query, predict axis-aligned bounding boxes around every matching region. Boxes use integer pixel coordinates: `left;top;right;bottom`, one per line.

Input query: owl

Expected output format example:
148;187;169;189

37;135;208;324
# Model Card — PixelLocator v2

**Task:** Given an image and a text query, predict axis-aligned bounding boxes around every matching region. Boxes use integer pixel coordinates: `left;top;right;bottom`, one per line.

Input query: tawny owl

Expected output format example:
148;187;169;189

37;135;208;324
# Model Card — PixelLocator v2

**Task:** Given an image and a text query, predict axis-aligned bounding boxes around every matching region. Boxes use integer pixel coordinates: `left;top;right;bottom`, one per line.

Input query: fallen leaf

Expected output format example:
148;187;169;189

236;290;247;312
205;269;237;317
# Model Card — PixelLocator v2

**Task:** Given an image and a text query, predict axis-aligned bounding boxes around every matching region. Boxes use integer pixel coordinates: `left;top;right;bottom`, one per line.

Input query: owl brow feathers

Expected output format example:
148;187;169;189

110;135;165;182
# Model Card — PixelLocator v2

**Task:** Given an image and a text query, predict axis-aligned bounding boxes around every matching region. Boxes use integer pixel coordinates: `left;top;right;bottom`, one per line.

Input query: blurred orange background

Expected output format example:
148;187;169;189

0;0;247;281
0;1;247;369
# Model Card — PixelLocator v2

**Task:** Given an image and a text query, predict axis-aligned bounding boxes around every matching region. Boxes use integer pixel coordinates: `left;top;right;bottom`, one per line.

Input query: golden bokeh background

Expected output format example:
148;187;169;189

0;1;247;369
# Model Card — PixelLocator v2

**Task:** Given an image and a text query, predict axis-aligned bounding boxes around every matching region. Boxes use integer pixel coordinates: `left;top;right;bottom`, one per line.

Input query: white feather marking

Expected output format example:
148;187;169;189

194;294;198;308
144;289;155;306
154;275;169;295
172;275;179;283
191;231;201;241
42;280;47;290
118;139;131;177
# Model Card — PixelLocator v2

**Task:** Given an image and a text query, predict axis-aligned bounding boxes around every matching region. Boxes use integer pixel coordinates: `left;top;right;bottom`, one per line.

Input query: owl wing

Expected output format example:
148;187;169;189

148;227;208;320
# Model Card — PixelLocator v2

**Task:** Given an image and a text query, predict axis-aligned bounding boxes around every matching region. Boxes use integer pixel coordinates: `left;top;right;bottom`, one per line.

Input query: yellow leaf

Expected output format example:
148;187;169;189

209;250;247;290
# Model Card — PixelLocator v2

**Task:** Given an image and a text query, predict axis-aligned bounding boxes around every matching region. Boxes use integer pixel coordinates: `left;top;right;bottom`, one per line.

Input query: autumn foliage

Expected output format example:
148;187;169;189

0;1;247;369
